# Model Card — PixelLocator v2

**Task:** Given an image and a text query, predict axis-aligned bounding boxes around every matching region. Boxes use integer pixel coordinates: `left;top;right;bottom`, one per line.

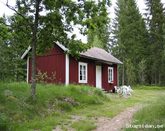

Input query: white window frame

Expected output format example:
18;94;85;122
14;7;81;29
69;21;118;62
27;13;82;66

108;67;114;83
78;62;88;83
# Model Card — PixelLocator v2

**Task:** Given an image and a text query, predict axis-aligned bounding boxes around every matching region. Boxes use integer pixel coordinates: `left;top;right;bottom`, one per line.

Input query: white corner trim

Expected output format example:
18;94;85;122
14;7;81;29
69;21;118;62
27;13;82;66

65;54;69;85
78;62;88;83
26;57;29;83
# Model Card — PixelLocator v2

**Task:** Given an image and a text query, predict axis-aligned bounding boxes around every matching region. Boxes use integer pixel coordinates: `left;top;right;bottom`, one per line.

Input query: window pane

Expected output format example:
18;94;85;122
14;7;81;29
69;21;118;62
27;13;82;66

83;65;86;71
80;71;82;80
80;65;82;71
84;73;86;80
80;65;82;80
80;75;82;80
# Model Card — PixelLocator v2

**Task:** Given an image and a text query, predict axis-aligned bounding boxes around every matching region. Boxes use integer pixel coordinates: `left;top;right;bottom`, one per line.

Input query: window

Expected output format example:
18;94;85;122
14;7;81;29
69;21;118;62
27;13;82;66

79;62;87;83
108;67;114;83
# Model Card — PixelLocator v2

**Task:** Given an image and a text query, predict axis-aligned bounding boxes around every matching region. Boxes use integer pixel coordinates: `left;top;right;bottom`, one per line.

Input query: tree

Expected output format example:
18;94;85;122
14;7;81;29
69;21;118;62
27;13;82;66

0;17;12;81
111;0;149;85
4;0;111;99
0;16;26;81
145;0;165;85
86;0;111;50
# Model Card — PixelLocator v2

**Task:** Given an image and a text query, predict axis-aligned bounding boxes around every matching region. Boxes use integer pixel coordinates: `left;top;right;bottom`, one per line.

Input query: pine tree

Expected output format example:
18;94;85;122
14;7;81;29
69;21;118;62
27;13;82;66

111;0;149;85
145;0;165;85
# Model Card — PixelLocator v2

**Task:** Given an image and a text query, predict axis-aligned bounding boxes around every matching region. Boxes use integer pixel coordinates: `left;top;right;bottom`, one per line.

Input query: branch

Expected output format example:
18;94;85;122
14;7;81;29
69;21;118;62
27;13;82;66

0;20;10;27
6;0;33;29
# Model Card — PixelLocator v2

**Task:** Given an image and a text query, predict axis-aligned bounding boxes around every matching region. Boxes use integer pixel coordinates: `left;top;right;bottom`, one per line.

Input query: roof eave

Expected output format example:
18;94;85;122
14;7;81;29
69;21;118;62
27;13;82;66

80;55;122;65
21;46;32;59
54;41;68;52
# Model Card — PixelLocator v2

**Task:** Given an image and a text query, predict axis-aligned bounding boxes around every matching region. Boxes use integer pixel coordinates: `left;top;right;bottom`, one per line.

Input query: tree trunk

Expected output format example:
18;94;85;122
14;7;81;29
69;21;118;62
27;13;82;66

122;64;125;85
31;0;40;100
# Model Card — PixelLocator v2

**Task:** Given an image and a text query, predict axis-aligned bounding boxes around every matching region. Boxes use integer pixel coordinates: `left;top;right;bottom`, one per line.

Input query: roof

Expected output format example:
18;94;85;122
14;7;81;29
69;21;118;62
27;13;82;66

21;42;122;64
80;47;122;64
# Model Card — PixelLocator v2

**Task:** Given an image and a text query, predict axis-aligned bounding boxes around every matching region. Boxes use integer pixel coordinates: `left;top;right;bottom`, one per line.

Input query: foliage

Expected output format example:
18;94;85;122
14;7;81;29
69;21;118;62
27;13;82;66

111;0;150;85
0;17;26;81
0;0;112;83
138;59;147;84
125;59;136;85
0;0;112;98
86;0;111;50
145;0;165;85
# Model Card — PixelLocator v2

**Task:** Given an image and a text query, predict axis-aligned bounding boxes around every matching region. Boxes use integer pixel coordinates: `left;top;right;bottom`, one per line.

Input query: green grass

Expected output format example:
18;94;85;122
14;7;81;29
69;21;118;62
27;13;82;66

0;82;165;131
72;89;165;118
125;94;165;131
0;82;107;130
71;120;96;131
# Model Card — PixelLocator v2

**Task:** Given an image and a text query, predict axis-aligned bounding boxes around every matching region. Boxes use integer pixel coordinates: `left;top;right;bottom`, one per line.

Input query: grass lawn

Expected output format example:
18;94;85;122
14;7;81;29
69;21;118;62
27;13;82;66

0;82;165;131
125;86;165;131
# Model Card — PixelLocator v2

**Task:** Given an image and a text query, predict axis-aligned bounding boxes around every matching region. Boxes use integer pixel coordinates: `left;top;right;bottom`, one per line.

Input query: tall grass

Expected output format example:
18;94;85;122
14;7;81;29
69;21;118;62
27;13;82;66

125;95;165;131
1;83;165;130
0;82;107;130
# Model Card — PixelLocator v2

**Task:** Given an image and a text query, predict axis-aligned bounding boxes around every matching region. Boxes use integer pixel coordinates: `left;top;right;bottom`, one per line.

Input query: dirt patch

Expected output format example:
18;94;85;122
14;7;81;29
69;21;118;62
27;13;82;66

94;105;143;131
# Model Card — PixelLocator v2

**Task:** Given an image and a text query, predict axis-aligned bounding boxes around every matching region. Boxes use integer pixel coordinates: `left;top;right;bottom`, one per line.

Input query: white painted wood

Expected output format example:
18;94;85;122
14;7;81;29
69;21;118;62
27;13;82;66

78;62;88;83
56;41;68;52
96;65;102;89
21;46;32;59
65;54;69;85
108;67;114;83
26;57;29;83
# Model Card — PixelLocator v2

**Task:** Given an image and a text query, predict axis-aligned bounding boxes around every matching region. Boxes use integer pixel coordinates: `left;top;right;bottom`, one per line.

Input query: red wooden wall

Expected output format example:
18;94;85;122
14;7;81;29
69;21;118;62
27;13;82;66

69;57;96;87
29;45;65;84
28;44;118;91
69;57;78;84
102;64;117;91
69;57;117;90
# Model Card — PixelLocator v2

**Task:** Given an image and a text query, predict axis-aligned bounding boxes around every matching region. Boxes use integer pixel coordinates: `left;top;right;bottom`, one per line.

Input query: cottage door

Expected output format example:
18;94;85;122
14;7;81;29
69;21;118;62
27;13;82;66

96;65;102;89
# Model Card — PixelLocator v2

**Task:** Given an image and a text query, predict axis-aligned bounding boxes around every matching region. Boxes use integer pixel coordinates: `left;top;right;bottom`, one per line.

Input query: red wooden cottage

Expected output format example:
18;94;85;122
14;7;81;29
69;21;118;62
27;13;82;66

21;42;122;91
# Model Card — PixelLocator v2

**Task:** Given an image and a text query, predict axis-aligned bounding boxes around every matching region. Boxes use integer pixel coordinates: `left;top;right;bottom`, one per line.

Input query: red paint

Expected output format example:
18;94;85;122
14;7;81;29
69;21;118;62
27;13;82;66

102;64;118;91
113;64;118;86
79;58;96;87
102;64;108;91
69;57;96;87
87;60;96;87
28;44;118;91
69;56;78;84
29;44;65;84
